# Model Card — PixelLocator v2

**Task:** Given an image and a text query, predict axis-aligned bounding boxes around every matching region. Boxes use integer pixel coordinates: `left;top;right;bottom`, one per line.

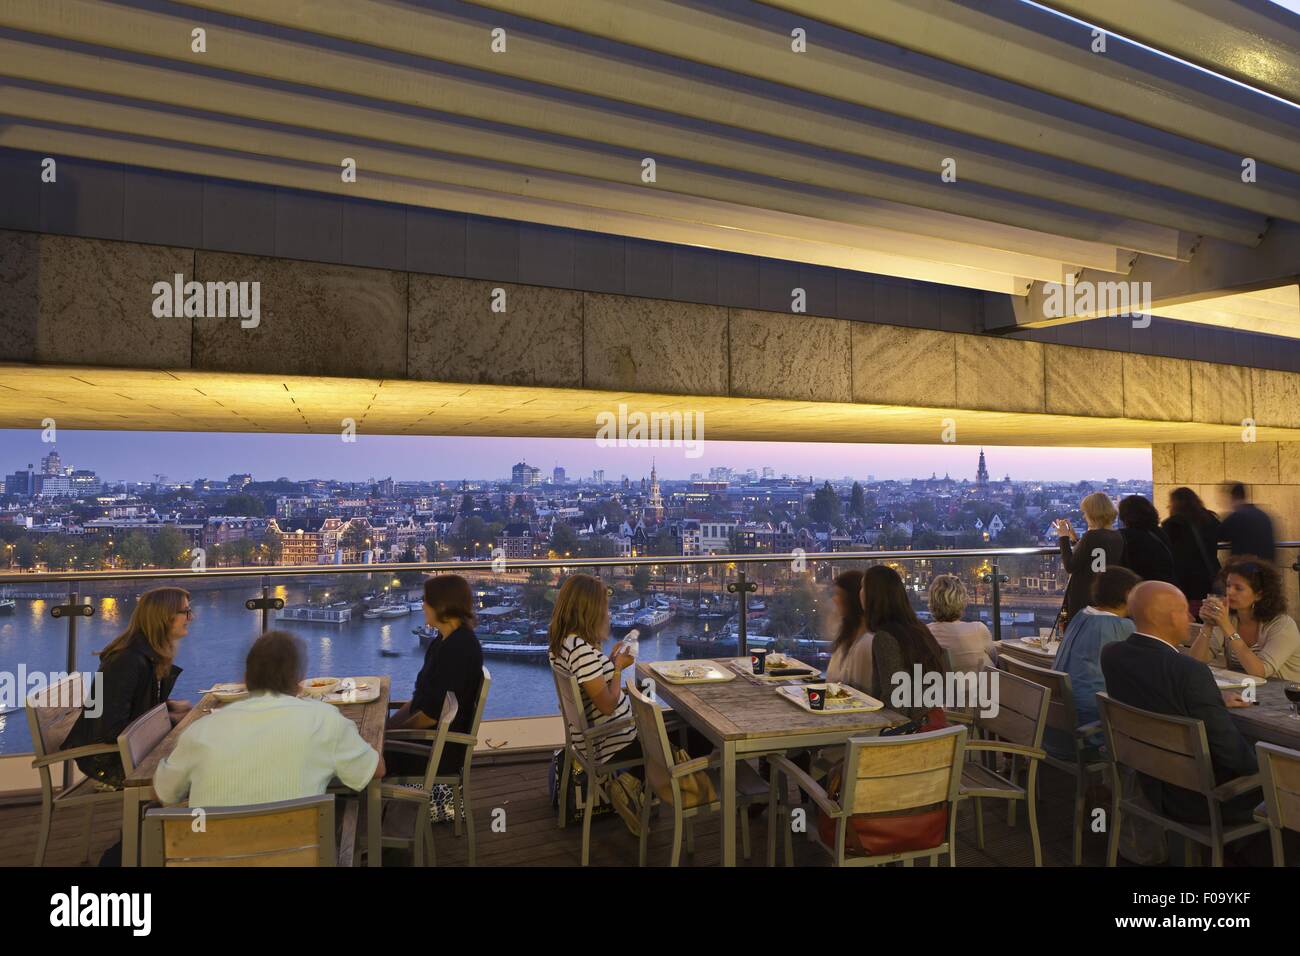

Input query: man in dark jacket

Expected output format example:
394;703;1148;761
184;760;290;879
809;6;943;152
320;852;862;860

1100;581;1259;826
1218;481;1276;564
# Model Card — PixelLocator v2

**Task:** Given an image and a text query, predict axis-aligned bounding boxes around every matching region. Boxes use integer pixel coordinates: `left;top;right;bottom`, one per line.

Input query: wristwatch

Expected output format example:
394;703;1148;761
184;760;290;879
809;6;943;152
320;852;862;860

1228;632;1243;643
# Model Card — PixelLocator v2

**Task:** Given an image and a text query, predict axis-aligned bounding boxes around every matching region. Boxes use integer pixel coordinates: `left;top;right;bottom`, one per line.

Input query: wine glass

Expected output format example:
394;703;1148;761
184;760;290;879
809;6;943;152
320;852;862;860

1285;684;1300;721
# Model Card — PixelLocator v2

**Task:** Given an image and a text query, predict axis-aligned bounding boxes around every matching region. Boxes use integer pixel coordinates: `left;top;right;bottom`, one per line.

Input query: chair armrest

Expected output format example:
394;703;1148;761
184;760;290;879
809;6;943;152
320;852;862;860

1212;773;1263;803
384;741;432;759
1075;721;1102;738
769;754;842;819
584;717;636;743
671;755;714;778
385;728;439;742
388;699;408;710
442;732;477;747
32;743;118;769
965;740;1046;761
943;709;976;726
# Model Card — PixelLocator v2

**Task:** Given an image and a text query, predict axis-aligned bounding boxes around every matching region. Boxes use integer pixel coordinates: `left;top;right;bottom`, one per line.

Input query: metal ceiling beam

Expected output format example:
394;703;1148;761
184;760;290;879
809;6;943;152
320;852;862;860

0;4;1209;255
158;0;1282;232
757;0;1300;174
450;0;1292;220
0;122;1035;294
1042;0;1300;106
1;85;1074;284
0;40;1127;272
985;224;1300;328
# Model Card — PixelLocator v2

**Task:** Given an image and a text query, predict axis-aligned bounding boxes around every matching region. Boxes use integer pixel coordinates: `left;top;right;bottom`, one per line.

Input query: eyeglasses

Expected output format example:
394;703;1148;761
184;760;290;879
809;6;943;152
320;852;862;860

178;607;194;619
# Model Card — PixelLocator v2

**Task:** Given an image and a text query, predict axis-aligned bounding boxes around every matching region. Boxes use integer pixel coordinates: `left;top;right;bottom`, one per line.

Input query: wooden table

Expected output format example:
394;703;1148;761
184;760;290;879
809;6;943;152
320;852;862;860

995;637;1057;667
121;676;390;867
1228;678;1300;749
638;658;906;867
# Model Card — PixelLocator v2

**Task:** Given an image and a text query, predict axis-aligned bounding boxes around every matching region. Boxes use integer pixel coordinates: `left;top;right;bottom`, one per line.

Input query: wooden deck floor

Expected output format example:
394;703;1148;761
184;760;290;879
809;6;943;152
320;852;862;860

0;754;1115;867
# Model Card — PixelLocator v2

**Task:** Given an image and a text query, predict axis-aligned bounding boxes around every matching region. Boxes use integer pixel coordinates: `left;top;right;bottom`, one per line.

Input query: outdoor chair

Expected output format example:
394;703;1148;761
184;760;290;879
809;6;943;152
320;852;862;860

1097;693;1266;867
767;724;968;867
25;674;123;866
1255;741;1300;866
141;794;335;866
551;663;644;866
1000;656;1107;865
956;667;1049;866
625;681;770;866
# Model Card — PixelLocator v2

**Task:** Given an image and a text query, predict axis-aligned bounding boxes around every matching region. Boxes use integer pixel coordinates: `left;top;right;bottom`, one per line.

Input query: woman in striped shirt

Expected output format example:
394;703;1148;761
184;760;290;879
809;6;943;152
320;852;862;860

548;574;641;768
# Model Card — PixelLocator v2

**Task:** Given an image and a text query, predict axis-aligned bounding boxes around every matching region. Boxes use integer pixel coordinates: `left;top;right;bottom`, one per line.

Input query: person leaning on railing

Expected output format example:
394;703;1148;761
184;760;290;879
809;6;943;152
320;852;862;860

1161;486;1221;620
1189;556;1300;683
1055;491;1126;626
924;574;993;674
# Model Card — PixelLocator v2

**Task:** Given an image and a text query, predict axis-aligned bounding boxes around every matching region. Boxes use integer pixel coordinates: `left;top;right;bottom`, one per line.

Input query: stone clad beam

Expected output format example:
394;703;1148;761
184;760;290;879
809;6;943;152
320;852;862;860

4;228;1300;442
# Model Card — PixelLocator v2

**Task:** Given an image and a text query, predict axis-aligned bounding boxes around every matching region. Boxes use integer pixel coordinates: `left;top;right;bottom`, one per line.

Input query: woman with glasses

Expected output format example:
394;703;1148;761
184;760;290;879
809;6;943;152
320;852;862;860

64;586;195;791
1190;557;1300;682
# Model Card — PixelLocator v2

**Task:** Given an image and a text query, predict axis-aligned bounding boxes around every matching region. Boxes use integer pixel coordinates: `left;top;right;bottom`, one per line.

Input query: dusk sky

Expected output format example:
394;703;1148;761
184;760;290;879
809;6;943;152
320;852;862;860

0;430;1152;484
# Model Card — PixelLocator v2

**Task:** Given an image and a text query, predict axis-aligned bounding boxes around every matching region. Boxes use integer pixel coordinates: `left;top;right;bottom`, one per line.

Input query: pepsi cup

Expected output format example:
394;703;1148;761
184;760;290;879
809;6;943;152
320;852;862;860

750;648;768;674
806;685;825;711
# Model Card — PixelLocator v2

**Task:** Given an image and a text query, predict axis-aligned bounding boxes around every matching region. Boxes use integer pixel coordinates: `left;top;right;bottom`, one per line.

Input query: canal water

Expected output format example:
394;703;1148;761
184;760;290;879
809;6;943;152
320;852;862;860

0;583;731;754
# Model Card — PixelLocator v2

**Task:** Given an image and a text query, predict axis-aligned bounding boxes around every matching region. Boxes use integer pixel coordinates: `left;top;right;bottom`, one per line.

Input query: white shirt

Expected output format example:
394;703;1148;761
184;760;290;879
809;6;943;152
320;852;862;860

153;692;379;808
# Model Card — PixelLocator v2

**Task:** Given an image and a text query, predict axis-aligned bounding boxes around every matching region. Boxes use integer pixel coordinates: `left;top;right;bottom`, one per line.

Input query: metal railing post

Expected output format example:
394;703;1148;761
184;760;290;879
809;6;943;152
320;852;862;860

727;571;757;657
983;563;1009;643
50;587;94;792
261;576;271;633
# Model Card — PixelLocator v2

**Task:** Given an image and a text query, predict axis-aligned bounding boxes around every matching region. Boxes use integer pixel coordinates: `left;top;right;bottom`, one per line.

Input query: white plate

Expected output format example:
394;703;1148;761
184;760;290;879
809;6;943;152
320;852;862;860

322;677;381;705
648;661;736;684
776;683;884;714
205;682;248;703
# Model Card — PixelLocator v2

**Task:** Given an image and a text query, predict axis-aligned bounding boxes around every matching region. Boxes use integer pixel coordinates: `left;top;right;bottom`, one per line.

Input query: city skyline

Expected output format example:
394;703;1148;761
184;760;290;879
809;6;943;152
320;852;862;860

0;429;1153;484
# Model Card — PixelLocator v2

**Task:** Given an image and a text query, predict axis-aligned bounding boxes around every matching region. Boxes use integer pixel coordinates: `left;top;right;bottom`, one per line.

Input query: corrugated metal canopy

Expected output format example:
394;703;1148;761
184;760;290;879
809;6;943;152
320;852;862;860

0;0;1297;335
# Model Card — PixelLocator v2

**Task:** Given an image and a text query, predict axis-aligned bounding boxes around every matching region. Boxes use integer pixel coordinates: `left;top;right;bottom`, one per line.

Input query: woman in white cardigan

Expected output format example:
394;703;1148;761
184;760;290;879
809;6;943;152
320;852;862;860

826;570;874;691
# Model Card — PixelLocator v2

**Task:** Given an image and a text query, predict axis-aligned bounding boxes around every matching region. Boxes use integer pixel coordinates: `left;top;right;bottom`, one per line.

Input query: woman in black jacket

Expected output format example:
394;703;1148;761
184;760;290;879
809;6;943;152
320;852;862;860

1162;486;1222;617
1055;492;1126;625
63;587;193;789
1118;495;1177;585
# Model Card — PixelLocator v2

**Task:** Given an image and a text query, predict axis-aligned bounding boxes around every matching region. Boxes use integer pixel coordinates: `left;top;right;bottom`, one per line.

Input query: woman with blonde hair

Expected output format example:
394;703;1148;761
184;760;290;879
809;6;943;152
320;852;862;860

925;574;994;673
64;586;194;789
548;574;640;767
1054;491;1126;625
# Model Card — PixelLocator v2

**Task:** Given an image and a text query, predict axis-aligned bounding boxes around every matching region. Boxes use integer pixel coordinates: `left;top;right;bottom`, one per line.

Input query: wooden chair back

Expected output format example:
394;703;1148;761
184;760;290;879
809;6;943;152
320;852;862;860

1001;656;1079;736
420;692;459;788
551;664;594;762
142;795;335;866
841;725;967;816
625;681;677;804
117;703;171;777
25;673;90;760
976;666;1048;748
1257;742;1300;836
1096;693;1216;794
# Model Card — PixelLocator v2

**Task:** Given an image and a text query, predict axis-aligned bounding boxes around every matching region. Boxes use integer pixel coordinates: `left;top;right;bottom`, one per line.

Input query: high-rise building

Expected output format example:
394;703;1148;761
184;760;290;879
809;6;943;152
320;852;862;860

553;466;566;485
70;470;102;496
592;469;605;484
4;466;36;497
511;461;541;486
40;451;64;476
